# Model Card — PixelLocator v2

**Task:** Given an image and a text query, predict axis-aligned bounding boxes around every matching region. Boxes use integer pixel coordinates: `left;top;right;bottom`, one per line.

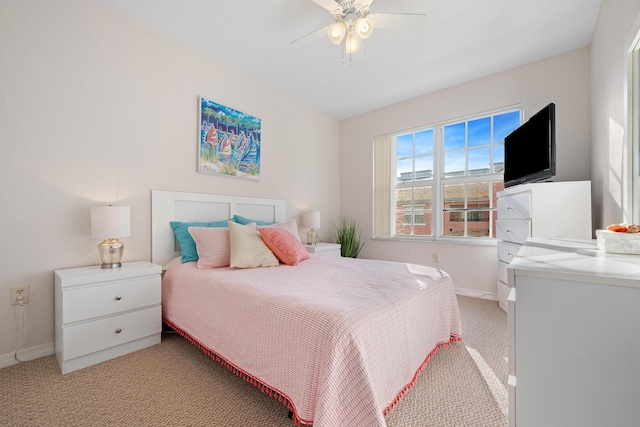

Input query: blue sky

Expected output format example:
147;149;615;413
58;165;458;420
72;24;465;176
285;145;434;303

396;110;520;179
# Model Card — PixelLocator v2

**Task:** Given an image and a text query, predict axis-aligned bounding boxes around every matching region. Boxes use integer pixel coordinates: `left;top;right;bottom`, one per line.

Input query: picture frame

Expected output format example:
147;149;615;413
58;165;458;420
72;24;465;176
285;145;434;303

198;96;261;180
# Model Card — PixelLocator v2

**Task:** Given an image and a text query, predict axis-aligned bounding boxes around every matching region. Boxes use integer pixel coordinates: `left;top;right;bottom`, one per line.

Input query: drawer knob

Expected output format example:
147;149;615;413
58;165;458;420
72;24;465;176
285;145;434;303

507;206;513;210
115;328;122;334
115;295;122;301
506;229;512;233
507;252;513;256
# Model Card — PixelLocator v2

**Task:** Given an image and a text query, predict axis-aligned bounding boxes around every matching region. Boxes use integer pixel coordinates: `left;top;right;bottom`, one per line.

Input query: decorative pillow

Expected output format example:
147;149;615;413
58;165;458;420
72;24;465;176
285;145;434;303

188;223;258;269
228;220;279;268
232;214;275;226
170;220;229;263
259;227;310;266
259;218;302;242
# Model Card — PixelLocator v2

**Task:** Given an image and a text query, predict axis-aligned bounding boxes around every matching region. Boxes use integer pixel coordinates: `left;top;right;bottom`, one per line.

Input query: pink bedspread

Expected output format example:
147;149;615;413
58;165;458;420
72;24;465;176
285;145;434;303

162;255;461;426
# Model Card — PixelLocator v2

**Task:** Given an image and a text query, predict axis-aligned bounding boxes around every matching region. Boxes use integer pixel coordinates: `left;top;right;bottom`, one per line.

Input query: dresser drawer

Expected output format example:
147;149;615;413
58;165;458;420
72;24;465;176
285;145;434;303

63;276;160;324
498;259;509;284
497;241;522;264
63;305;161;360
497;219;531;244
497;193;531;219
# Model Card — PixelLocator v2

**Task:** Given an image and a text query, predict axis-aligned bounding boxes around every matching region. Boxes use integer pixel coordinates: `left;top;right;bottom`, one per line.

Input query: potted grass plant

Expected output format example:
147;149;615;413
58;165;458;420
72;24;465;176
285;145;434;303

333;216;365;258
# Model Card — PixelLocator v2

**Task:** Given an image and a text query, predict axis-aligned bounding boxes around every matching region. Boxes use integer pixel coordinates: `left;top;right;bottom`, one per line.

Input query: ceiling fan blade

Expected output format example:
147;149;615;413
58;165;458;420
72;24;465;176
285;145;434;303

311;0;340;12
369;12;426;29
290;24;330;46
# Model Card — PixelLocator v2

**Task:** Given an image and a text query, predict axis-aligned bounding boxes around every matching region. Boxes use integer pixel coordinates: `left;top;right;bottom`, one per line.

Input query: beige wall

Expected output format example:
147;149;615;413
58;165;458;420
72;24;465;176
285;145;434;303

340;48;591;297
0;0;340;357
590;0;640;228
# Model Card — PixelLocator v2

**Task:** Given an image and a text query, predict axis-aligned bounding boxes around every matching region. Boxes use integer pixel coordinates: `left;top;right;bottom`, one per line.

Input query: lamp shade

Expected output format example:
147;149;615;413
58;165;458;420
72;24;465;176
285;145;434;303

328;22;346;45
91;206;131;238
345;32;361;54
355;18;374;39
302;211;321;229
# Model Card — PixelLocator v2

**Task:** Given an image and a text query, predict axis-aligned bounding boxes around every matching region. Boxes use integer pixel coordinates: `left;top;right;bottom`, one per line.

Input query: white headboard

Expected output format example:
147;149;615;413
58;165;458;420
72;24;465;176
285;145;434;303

151;190;286;266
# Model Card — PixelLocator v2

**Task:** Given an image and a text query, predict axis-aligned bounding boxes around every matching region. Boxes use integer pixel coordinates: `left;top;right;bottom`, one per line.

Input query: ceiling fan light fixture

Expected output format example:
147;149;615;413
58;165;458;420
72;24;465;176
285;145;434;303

355;17;374;39
345;31;361;54
328;22;346;45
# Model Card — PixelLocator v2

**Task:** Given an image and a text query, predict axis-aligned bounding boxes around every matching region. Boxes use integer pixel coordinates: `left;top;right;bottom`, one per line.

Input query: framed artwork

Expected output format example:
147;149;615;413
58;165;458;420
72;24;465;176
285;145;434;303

198;96;261;180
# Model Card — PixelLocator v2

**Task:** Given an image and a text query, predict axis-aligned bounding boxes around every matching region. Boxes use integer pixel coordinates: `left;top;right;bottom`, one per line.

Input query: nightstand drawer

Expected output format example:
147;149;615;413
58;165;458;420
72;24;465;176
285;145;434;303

64;305;161;360
63;276;160;324
497;219;531;245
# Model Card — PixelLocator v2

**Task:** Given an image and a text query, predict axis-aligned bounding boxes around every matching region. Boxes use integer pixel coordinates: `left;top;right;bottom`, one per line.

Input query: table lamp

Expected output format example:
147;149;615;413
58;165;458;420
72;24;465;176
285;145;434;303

302;211;320;245
91;205;131;268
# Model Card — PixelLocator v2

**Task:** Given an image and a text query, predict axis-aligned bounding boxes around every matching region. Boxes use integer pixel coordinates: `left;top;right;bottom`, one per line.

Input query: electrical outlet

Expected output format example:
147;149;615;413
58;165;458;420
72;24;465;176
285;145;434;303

11;286;29;305
432;252;440;263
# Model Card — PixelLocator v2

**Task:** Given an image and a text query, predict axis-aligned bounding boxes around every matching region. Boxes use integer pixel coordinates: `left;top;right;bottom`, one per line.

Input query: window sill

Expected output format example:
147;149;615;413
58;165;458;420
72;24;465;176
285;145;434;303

372;236;498;247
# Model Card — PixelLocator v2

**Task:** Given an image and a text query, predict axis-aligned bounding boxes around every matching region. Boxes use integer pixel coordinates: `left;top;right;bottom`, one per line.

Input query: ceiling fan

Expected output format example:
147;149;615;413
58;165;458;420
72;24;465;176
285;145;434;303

291;0;426;62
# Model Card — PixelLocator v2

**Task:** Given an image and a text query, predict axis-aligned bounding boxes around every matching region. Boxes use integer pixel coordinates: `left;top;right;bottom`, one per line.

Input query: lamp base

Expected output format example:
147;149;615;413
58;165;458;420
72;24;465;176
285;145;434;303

307;229;318;245
98;239;124;269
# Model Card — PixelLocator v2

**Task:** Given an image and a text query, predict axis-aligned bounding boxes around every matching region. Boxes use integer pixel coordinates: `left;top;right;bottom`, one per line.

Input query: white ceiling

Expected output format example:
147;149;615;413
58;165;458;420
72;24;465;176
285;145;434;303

93;0;602;120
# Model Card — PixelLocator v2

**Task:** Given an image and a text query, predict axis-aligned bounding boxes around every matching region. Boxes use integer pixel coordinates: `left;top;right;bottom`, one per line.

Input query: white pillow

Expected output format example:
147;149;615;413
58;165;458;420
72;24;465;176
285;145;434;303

260;218;302;242
228;220;279;268
189;223;258;269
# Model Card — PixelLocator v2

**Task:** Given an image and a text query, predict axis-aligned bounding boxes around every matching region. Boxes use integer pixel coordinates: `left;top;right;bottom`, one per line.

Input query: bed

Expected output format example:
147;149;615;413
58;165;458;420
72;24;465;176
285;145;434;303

152;190;461;427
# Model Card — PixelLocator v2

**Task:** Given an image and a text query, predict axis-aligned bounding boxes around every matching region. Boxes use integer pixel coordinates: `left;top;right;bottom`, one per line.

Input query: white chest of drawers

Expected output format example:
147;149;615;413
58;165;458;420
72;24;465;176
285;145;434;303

508;238;640;426
54;261;162;374
496;181;592;311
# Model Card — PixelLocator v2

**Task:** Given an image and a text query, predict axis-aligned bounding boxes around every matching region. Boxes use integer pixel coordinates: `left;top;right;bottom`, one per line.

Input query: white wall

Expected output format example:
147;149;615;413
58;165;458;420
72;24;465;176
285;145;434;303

590;0;640;228
341;48;591;298
0;0;340;357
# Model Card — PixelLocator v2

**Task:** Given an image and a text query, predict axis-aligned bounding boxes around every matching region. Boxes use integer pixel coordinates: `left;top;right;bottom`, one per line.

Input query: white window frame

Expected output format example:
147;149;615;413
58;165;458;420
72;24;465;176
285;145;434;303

628;24;640;224
392;128;436;237
375;105;522;242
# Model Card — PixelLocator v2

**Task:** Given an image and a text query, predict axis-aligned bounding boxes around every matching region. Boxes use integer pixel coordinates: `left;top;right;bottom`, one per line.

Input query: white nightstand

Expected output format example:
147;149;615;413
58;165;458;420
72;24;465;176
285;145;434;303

304;242;341;256
54;261;162;374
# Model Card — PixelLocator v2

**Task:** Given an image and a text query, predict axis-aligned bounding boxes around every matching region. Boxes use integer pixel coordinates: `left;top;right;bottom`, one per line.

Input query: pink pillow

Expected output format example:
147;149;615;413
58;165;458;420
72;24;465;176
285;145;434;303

259;227;310;266
189;223;256;268
260;218;301;242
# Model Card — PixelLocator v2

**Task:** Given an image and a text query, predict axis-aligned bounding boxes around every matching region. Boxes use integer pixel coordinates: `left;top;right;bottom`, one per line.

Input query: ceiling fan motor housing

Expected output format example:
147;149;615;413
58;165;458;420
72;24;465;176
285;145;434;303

332;0;370;24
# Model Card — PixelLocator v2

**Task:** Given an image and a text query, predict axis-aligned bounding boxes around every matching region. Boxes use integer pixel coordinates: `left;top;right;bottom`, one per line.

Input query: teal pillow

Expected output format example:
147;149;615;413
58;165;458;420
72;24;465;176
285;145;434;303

232;214;275;226
170;220;229;263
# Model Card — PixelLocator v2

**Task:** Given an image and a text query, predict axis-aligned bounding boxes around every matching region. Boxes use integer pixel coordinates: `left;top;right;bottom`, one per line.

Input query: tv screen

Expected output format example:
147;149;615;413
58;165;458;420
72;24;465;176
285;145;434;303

504;103;556;188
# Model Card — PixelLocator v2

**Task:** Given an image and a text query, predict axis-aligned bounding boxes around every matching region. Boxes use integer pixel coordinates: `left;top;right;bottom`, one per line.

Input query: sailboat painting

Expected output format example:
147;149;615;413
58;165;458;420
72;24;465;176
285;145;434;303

198;96;261;180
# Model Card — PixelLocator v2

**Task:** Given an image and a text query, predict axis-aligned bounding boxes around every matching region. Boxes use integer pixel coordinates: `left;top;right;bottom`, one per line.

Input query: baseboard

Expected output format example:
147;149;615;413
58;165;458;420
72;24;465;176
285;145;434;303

0;342;55;369
455;287;498;301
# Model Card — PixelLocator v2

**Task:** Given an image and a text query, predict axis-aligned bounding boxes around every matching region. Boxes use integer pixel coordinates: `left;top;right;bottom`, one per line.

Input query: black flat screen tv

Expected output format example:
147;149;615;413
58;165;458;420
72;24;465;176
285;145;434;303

503;103;556;188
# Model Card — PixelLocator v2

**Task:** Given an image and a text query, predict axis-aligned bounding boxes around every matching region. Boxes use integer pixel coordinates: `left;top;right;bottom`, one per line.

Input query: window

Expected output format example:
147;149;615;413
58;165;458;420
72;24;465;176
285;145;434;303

395;129;434;236
374;107;522;240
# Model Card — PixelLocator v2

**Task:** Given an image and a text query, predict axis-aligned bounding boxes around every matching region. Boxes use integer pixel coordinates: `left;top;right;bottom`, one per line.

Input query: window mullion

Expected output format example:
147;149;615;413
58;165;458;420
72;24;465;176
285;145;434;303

464;183;469;237
390;137;398;235
434;126;443;237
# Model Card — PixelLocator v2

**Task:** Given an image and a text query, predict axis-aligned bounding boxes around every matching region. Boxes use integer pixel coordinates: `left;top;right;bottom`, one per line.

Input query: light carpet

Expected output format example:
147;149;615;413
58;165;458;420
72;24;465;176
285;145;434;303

0;295;507;426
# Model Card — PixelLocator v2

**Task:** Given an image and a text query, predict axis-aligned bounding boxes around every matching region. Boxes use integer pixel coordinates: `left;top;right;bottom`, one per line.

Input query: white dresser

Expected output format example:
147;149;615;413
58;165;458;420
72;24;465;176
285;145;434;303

507;238;640;426
496;181;592;311
54;261;162;374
